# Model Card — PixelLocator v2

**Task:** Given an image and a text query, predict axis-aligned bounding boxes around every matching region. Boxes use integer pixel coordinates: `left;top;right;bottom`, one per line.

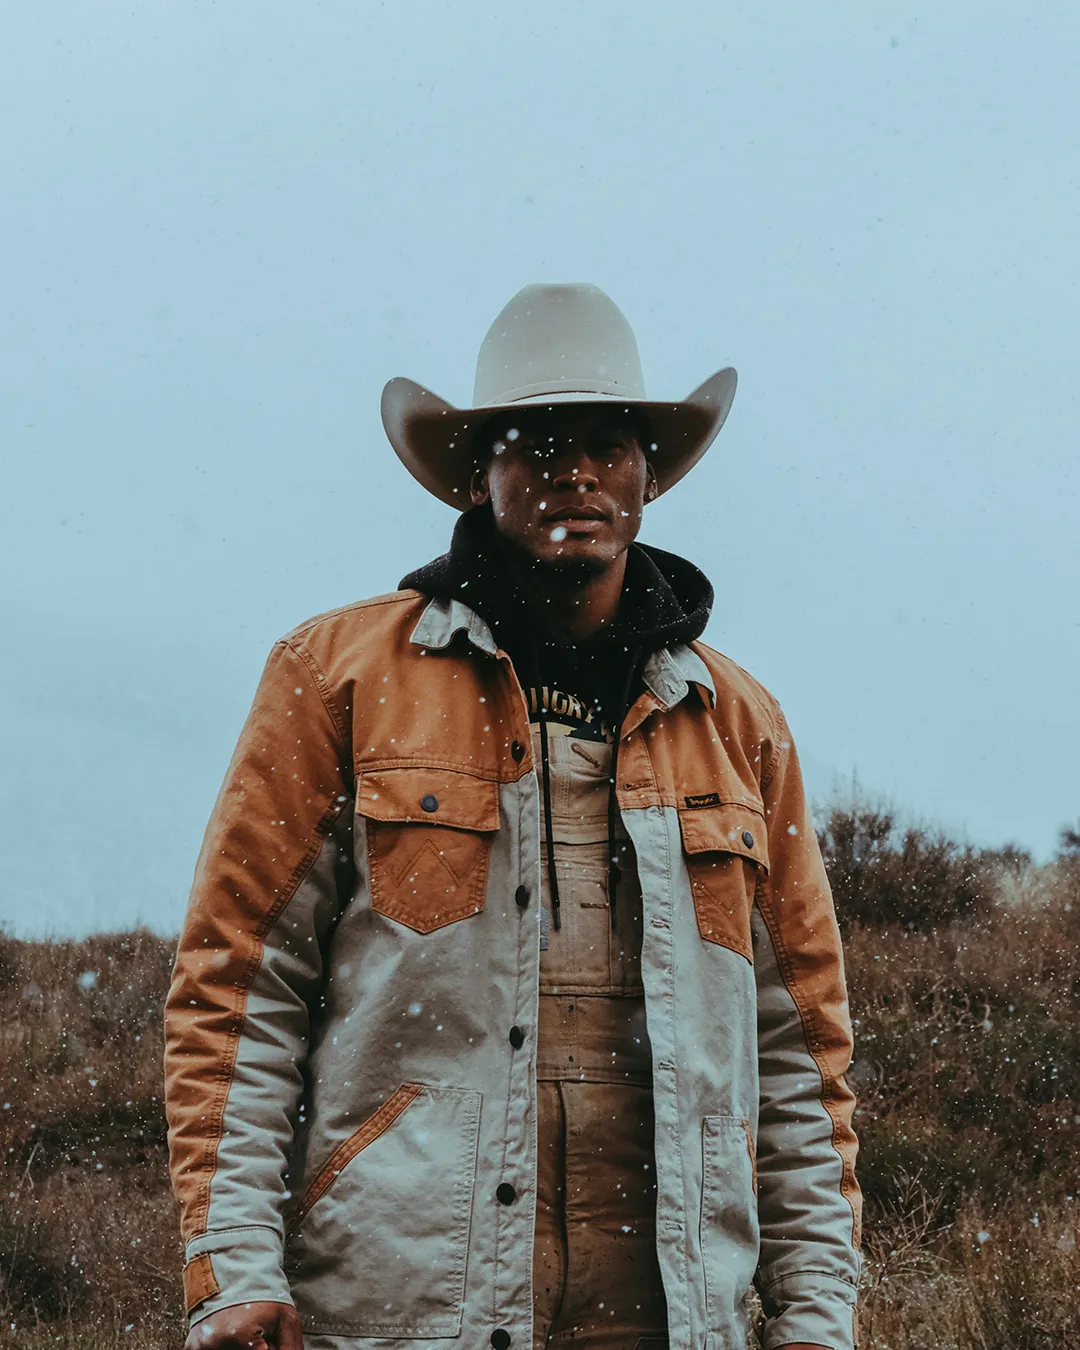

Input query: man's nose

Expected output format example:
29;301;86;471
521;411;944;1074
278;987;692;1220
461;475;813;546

550;460;600;492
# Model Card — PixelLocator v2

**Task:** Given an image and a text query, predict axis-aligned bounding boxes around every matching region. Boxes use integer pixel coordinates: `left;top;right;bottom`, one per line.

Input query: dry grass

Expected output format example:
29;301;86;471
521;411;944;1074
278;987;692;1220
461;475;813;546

0;814;1077;1348
0;930;182;1348
832;808;1080;1350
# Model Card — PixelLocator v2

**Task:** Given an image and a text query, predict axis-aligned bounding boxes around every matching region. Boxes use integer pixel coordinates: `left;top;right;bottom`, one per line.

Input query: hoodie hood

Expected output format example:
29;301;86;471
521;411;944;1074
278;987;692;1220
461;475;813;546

399;503;714;655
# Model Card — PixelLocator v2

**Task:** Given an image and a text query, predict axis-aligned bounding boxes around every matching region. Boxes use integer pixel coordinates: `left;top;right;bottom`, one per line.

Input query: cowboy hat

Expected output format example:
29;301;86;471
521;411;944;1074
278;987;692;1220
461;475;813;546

381;282;737;509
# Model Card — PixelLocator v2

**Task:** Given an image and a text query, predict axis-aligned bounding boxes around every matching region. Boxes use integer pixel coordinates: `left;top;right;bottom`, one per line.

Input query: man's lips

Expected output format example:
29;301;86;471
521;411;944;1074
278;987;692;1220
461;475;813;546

543;505;610;524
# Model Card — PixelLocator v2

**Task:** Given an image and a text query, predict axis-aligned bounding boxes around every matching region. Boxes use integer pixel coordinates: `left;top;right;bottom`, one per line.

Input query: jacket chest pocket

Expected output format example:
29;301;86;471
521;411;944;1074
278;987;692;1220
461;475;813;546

678;799;769;963
357;767;499;933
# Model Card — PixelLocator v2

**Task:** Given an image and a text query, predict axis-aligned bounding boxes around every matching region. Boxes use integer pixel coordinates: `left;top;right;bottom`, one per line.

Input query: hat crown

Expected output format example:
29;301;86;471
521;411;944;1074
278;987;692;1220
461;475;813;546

472;282;647;407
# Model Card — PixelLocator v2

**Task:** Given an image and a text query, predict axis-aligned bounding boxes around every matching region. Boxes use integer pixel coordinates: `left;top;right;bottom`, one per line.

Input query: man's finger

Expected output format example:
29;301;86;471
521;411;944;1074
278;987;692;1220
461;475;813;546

275;1305;305;1350
183;1306;271;1350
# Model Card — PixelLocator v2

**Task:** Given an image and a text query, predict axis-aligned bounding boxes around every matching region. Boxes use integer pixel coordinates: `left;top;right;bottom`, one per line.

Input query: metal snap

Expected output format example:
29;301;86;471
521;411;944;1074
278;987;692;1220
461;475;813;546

742;829;754;848
420;793;439;812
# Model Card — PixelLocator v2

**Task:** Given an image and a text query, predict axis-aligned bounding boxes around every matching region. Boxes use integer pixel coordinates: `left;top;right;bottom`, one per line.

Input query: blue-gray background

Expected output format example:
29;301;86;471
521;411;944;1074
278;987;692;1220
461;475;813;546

2;3;1077;937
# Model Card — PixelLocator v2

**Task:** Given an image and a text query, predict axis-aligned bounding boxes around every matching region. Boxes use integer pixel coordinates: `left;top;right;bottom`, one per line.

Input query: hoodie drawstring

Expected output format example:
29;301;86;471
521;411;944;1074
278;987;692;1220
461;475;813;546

606;646;642;931
537;696;562;931
530;635;563;931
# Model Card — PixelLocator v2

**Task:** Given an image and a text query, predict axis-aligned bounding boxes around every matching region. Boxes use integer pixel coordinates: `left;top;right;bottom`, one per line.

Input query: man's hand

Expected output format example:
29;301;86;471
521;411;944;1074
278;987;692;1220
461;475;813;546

182;1301;303;1350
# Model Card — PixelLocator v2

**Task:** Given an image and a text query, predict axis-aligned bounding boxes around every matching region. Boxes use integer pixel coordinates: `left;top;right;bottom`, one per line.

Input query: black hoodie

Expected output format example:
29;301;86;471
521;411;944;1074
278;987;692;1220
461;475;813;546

400;504;714;729
399;504;715;930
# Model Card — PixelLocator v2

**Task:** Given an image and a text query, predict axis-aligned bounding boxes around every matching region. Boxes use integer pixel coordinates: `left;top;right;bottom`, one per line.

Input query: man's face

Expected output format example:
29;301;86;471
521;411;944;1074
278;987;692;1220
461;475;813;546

469;406;656;573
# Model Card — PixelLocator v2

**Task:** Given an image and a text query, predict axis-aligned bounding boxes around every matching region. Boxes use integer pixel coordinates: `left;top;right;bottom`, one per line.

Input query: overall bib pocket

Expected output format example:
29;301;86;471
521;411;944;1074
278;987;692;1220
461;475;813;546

285;1082;483;1338
356;766;499;933
678;799;769;963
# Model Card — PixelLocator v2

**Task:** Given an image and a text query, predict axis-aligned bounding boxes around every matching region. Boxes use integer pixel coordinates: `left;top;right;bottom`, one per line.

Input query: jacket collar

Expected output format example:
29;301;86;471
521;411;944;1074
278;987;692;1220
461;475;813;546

643;643;716;711
409;596;715;711
409;594;499;656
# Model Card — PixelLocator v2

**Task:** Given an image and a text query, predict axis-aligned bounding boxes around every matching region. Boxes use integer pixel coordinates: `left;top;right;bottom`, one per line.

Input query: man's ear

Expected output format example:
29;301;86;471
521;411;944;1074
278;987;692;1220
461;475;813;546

470;466;491;506
644;464;659;504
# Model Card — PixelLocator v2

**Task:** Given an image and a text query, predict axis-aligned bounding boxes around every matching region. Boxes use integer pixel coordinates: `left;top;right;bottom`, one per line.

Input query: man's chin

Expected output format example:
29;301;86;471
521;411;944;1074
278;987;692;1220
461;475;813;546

547;555;610;582
531;542;614;580
494;524;622;581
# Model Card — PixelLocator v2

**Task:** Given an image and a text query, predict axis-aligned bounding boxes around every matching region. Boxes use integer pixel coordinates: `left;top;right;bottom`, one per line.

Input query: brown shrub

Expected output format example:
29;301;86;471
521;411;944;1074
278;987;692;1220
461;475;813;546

816;796;1001;930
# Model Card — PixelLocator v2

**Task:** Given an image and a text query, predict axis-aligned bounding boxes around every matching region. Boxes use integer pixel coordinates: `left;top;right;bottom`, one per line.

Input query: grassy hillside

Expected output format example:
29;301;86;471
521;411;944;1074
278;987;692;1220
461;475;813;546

0;930;179;1348
0;804;1077;1349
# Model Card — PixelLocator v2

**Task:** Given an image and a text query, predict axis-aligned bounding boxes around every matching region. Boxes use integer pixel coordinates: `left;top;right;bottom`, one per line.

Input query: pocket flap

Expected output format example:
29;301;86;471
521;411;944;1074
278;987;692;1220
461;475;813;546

356;767;499;833
678;799;769;872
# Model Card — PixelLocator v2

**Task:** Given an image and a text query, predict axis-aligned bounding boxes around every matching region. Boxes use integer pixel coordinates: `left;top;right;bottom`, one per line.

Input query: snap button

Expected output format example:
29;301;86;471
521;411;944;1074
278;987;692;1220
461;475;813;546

511;740;525;762
742;829;754;848
496;1182;517;1205
420;794;439;813
508;1025;525;1048
491;1331;511;1350
515;885;529;909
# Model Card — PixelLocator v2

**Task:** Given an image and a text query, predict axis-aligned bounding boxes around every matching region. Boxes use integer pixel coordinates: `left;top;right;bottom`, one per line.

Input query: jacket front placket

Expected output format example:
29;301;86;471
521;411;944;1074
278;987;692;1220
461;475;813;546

614;645;719;1349
410;599;545;1341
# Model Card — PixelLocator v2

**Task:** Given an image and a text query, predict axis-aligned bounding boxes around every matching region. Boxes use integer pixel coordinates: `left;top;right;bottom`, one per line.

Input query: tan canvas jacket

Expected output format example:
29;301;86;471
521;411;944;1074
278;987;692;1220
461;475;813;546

164;590;862;1350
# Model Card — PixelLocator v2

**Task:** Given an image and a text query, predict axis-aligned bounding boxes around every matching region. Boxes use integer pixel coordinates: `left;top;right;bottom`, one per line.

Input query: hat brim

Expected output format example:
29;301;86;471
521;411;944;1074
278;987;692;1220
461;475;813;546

380;369;737;510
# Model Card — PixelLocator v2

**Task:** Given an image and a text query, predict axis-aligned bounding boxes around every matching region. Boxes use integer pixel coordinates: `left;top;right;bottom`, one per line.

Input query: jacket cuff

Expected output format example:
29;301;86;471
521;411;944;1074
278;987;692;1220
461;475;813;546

182;1224;294;1326
760;1270;859;1350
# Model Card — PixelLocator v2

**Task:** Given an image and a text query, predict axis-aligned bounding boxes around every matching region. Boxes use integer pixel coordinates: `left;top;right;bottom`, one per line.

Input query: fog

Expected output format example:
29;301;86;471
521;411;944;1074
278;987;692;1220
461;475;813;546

2;2;1077;934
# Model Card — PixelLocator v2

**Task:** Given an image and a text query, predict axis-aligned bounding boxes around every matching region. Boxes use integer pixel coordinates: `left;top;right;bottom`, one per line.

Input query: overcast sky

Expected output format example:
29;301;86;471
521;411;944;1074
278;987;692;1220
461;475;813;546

2;2;1077;937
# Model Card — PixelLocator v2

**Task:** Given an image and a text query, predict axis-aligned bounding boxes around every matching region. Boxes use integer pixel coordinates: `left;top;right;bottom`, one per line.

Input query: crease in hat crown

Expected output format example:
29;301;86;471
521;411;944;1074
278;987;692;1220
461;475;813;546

472;283;648;407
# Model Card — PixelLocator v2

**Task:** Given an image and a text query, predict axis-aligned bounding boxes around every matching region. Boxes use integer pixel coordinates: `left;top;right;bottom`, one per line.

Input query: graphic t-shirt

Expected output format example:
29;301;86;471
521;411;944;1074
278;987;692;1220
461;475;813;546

515;637;638;747
524;682;614;743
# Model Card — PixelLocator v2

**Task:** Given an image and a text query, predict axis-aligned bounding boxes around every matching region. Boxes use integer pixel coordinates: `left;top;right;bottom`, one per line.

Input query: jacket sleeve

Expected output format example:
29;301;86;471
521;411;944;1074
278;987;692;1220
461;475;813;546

752;698;862;1350
163;638;354;1326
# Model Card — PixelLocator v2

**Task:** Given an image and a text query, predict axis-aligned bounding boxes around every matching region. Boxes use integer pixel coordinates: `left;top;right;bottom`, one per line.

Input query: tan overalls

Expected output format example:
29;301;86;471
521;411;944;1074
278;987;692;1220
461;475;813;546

531;727;670;1349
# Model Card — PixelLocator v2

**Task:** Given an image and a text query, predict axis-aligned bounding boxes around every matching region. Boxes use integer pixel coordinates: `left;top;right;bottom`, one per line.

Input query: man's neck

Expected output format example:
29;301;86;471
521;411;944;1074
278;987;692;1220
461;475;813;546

519;552;628;643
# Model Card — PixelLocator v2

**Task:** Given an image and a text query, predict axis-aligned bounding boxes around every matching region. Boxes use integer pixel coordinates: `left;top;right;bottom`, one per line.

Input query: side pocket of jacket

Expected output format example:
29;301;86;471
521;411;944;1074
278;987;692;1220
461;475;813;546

699;1114;760;1346
285;1083;483;1338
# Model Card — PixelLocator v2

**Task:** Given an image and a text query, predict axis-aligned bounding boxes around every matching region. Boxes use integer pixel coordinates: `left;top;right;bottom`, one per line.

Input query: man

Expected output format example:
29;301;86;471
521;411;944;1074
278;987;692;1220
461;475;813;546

164;283;861;1350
